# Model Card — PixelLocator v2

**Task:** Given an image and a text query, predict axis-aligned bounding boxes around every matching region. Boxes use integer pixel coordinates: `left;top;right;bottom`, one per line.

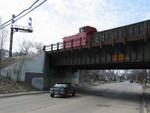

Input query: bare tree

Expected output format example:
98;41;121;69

98;70;107;82
13;41;44;56
18;40;34;55
12;40;44;81
0;18;8;76
14;40;34;81
0;18;8;57
33;42;44;53
126;69;148;84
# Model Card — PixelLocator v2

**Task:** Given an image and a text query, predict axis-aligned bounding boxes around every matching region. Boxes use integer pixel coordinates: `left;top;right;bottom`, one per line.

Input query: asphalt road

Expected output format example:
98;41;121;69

0;81;143;113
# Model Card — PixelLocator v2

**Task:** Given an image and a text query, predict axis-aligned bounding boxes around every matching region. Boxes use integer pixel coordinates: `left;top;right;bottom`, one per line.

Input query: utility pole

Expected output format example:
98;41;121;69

9;27;15;57
9;14;15;57
9;15;33;57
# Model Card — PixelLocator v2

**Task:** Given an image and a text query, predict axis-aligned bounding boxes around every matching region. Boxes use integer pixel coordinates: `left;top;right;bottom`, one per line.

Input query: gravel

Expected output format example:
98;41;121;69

0;76;36;94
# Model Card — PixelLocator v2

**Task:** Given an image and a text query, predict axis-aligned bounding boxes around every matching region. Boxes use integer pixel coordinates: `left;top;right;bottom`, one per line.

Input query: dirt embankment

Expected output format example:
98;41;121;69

0;76;36;94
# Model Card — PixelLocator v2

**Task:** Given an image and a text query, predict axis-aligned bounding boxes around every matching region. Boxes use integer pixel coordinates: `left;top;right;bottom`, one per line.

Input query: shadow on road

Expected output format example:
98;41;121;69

76;83;147;103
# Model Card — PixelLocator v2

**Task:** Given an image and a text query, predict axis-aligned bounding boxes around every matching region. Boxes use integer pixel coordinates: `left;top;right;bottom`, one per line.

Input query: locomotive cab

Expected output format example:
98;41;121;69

79;26;97;33
63;26;97;48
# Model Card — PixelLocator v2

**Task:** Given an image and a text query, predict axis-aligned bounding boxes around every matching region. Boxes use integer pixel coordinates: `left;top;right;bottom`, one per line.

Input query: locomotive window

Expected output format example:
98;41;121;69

80;28;83;32
80;28;87;32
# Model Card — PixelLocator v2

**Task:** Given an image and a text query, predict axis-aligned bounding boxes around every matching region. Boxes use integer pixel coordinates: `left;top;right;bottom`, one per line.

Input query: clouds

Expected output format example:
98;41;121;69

0;0;150;52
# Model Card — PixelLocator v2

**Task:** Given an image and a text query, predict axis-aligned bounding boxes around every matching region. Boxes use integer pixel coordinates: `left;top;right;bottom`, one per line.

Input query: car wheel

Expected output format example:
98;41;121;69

64;91;68;97
50;94;54;97
72;90;76;96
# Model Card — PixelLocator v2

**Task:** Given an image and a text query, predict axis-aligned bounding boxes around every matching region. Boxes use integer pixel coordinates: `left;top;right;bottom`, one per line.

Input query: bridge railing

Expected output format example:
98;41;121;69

64;37;87;48
45;42;63;51
45;37;88;52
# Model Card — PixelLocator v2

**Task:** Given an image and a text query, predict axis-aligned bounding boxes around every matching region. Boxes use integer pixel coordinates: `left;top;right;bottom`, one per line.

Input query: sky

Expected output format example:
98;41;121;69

0;0;150;52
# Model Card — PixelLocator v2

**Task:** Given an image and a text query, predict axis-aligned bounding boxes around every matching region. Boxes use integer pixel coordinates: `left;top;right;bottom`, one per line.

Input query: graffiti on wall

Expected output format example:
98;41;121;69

25;72;44;89
25;72;44;84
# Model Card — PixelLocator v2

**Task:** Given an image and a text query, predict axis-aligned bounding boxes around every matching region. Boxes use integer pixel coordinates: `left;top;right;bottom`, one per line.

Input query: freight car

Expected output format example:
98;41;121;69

63;20;150;49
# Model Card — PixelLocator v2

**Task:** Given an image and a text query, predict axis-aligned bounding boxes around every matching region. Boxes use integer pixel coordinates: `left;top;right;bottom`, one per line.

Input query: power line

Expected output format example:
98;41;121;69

17;0;39;17
15;0;47;23
0;23;11;30
0;0;39;28
0;0;46;30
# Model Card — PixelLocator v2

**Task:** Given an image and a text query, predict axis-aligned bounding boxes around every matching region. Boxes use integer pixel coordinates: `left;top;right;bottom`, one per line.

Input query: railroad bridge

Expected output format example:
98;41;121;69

2;20;150;89
46;20;150;70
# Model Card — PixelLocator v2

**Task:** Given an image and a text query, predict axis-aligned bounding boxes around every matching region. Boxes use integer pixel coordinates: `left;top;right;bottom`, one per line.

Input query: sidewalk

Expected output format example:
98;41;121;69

0;90;48;98
144;86;150;113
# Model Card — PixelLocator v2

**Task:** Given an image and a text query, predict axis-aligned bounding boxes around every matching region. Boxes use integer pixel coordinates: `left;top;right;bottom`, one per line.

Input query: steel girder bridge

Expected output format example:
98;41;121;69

45;20;150;70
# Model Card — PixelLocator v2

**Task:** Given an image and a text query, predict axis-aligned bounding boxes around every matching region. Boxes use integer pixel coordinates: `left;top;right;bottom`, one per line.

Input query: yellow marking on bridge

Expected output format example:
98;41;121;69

112;54;124;61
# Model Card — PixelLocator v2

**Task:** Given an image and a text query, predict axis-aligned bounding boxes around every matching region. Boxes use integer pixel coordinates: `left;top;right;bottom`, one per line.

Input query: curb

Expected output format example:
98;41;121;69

143;88;148;113
143;93;148;113
0;91;48;98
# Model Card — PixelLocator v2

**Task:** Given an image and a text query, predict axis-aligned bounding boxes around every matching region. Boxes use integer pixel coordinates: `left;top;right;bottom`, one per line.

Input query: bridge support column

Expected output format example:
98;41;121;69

44;68;80;88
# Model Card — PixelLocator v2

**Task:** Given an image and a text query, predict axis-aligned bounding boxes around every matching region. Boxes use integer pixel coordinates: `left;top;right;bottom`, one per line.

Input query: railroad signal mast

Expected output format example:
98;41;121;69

9;14;33;57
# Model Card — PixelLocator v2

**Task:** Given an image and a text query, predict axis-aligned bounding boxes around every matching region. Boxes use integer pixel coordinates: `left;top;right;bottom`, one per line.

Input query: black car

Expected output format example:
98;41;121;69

49;82;76;97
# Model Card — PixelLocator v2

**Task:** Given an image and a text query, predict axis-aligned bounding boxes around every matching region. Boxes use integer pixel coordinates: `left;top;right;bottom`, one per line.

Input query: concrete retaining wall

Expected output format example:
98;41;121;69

1;52;80;90
1;52;45;81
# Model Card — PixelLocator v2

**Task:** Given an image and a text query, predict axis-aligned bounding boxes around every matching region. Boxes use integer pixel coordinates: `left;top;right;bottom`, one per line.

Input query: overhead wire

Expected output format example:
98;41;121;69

15;0;47;23
0;0;39;28
16;0;39;17
0;23;11;30
0;0;46;30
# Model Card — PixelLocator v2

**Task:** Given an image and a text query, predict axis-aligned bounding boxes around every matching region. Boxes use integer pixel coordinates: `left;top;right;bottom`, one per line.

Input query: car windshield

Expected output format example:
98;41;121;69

54;83;68;88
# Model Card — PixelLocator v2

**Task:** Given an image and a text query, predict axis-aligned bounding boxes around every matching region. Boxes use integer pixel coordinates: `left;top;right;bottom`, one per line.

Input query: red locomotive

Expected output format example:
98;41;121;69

63;26;97;48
